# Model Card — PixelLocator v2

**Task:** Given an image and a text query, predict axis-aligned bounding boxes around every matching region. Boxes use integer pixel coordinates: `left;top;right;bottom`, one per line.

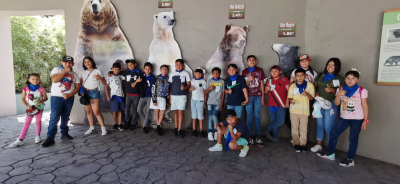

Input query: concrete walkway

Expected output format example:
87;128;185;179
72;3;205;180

0;111;399;184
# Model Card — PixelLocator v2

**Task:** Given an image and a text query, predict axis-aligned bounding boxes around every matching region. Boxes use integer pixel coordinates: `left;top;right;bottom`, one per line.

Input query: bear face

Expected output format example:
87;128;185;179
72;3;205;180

221;24;248;50
154;11;176;30
81;0;117;33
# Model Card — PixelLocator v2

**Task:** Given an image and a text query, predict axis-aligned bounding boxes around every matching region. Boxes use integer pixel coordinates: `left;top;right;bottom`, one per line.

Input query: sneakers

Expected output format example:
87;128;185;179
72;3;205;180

208;132;214;141
35;135;41;144
265;130;274;141
173;128;178;137
317;152;335;160
290;138;293;144
156;126;163;136
200;131;207;138
255;136;264;147
9;139;24;147
61;133;73;140
339;158;355;167
311;144;322;152
111;124;118;130
214;132;218;140
85;127;95;135
239;145;249;157
143;127;149;134
293;145;301;152
209;144;223;152
118;124;125;131
271;138;279;142
248;136;254;146
300;146;308;153
101;126;107;136
42;138;55;147
178;130;184;138
191;131;197;138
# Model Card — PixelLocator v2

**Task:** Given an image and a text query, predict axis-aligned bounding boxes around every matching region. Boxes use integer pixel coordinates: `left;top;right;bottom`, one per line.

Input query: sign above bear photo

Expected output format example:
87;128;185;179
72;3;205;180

158;0;173;8
278;22;296;37
229;4;245;19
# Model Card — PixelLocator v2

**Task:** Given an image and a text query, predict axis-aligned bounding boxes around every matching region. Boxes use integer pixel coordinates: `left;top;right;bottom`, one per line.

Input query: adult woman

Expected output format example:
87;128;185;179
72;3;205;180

80;57;108;135
311;58;344;152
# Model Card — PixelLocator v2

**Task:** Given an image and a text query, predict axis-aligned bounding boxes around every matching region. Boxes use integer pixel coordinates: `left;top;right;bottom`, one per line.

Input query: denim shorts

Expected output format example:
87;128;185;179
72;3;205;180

191;99;204;120
87;89;100;100
171;95;187;110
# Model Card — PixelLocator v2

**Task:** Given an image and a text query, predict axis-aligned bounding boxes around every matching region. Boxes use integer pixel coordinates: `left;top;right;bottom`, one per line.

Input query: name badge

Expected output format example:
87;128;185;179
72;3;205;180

233;128;237;134
127;75;131;82
215;85;221;92
332;80;340;87
180;76;185;83
147;80;150;87
294;88;300;95
271;84;276;91
232;81;236;86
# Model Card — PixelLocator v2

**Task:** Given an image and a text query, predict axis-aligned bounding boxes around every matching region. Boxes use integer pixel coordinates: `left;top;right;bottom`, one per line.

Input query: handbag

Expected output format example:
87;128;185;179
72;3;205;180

79;70;94;105
26;106;40;116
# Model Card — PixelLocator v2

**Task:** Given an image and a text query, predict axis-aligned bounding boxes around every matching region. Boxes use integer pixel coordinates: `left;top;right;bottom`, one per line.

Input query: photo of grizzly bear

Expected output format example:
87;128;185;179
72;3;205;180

74;0;134;113
205;23;249;79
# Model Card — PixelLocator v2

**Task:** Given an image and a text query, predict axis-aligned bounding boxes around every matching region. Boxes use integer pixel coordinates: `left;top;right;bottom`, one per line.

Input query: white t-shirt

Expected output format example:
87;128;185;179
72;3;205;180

291;68;318;84
190;78;207;101
81;69;104;89
50;67;81;97
106;75;125;97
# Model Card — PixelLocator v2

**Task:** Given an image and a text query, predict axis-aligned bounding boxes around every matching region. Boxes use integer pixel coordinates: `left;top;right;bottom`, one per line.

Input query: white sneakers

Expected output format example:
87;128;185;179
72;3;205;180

85;126;108;136
35;135;41;144
214;132;218;140
101;126;107;136
209;144;223;152
311;144;322;152
239;146;249;157
208;132;214;141
9;139;24;147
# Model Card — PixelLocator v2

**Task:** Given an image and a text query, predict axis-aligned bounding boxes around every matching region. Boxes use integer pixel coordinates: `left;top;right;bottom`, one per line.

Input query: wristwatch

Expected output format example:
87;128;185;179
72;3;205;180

364;119;369;123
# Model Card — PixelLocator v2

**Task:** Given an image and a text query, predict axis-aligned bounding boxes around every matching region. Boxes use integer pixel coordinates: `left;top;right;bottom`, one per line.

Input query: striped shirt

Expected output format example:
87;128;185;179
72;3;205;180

287;82;315;116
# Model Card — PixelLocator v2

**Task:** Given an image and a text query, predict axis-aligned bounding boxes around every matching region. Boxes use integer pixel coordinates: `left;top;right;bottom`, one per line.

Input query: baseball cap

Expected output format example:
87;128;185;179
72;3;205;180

62;55;74;63
111;62;121;69
299;54;311;61
226;109;237;118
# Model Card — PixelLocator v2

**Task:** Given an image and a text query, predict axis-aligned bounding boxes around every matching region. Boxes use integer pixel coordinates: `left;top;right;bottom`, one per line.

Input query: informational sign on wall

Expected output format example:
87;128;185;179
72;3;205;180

158;0;173;8
229;4;245;19
278;22;296;37
377;8;400;86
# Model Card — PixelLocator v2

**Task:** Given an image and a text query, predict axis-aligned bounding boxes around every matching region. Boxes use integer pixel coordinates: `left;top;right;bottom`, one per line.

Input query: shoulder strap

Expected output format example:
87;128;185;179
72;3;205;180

359;87;363;96
281;76;285;82
82;70;94;86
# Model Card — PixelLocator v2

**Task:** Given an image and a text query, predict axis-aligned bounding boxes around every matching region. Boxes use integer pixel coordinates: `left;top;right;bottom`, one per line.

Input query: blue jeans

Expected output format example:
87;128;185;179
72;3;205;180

267;107;286;138
316;100;339;141
207;104;219;133
47;96;75;139
227;105;244;119
327;118;363;159
245;96;262;136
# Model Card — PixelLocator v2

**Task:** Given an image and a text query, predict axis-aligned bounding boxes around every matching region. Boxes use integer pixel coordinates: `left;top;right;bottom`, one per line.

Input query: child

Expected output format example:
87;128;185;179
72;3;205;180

208;109;250;157
9;73;48;147
264;65;290;143
149;65;170;136
189;68;207;138
137;62;155;134
224;64;249;119
318;69;369;167
105;62;126;131
205;67;225;141
122;59;142;130
290;54;318;84
42;56;81;147
287;68;315;152
241;55;266;147
169;59;191;138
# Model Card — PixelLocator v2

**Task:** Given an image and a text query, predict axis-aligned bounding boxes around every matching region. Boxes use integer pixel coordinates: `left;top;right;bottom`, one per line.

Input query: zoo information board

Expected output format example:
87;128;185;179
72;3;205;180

158;0;173;8
278;22;296;37
377;8;400;86
229;4;245;19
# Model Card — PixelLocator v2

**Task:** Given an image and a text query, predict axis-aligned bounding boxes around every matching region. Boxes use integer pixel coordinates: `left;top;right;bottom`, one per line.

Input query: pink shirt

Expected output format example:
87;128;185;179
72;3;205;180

336;87;368;120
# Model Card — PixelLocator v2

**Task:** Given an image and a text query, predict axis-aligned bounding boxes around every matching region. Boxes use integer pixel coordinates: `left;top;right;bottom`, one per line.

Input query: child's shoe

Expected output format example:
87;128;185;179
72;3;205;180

214;132;218;140
101;126;107;136
9;139;24;147
178;130;184;138
111;124;118;130
42;138;55;147
339;158;355;167
118;124;125;131
200;131;207;138
239;145;249;157
293;145;301;153
209;144;223;152
156;126;163;136
300;146;308;153
208;132;214;141
311;144;322;152
255;136;264;147
191;131;197;138
173;128;178;137
35;136;41;144
61;133;73;140
248;136;254;146
317;152;335;160
85;126;95;135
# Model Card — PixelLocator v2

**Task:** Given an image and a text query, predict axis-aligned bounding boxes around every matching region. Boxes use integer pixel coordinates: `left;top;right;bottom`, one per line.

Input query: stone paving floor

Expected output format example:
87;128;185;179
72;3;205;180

0;111;399;184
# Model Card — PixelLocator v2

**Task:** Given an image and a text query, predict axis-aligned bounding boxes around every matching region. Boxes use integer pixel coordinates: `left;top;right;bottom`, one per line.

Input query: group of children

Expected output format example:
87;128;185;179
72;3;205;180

9;54;369;167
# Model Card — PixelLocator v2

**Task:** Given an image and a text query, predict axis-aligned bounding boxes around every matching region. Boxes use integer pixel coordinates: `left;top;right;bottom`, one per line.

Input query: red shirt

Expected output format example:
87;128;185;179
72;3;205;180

266;76;290;107
242;67;266;96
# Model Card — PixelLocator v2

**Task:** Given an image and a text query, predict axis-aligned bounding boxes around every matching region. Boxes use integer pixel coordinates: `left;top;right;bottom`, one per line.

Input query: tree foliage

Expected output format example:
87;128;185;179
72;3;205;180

11;15;66;93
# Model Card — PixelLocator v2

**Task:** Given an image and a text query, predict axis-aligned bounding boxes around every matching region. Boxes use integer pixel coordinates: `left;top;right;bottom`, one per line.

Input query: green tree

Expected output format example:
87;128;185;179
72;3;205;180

11;15;66;93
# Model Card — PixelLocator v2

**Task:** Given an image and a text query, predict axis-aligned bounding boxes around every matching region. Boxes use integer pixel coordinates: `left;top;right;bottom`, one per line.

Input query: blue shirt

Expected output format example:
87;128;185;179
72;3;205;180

168;70;191;96
224;75;247;106
223;118;250;142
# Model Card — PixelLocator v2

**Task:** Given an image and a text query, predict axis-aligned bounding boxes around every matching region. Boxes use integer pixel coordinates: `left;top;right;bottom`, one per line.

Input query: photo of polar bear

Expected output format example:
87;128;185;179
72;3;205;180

74;0;134;112
148;11;192;77
205;24;249;79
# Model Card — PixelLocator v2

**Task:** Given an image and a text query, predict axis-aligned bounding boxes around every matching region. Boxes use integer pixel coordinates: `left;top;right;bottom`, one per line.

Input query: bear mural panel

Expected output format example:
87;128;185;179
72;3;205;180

74;0;134;112
205;23;249;80
271;43;300;79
